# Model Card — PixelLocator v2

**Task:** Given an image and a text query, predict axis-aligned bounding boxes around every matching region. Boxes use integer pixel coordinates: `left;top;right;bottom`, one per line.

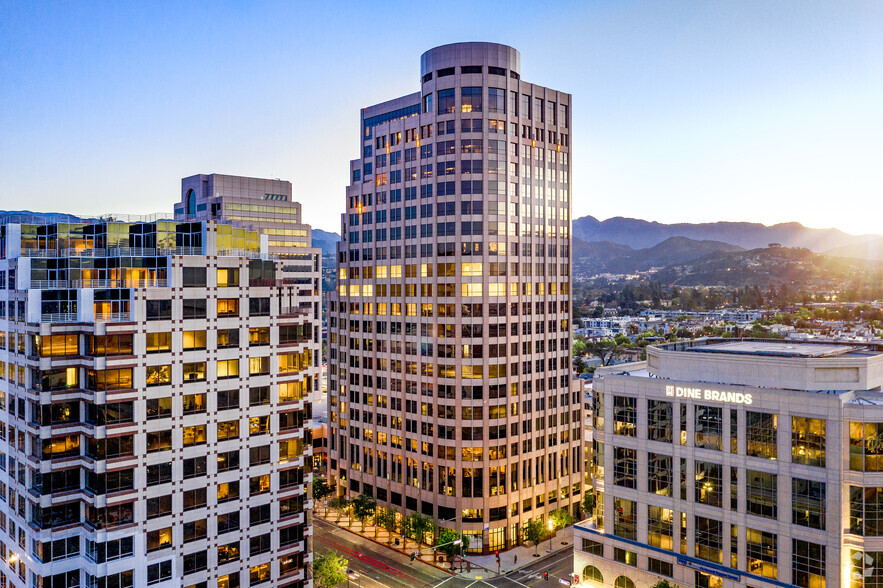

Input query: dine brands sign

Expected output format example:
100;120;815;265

665;385;753;405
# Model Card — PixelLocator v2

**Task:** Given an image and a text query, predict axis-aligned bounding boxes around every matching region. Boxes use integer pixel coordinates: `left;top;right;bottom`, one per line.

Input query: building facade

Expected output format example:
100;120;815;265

327;42;581;553
0;220;312;588
174;174;324;474
576;338;883;588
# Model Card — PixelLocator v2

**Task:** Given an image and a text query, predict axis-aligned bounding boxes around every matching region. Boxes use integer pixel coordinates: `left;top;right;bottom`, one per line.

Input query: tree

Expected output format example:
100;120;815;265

549;508;573;532
312;550;348;588
312;478;332;516
650;581;680;588
328;496;349;525
400;513;416;551
580;489;595;518
410;513;435;546
524;518;545;556
572;338;587;357
375;508;399;544
350;494;377;533
588;338;617;366
435;528;470;568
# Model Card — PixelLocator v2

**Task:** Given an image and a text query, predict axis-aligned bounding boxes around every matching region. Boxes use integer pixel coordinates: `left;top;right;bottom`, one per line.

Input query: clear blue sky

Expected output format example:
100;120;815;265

1;0;880;235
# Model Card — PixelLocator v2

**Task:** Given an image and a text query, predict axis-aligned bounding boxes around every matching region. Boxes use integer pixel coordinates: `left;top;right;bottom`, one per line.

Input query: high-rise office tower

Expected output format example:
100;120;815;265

0;220;312;588
328;42;581;553
174;174;325;474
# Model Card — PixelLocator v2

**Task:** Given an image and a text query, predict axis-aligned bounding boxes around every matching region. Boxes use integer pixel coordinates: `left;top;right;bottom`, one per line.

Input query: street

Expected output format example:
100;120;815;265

431;549;574;587
313;517;453;588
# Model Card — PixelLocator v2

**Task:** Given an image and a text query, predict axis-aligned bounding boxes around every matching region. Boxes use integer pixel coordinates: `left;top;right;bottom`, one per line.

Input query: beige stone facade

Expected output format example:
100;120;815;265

328;42;581;553
576;338;883;588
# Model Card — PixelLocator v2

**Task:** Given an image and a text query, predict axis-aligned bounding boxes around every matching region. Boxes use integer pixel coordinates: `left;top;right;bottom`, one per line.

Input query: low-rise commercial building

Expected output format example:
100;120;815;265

576;338;883;588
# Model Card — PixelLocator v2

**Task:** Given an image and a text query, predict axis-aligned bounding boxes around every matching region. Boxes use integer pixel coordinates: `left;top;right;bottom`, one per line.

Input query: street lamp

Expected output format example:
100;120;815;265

547;520;555;553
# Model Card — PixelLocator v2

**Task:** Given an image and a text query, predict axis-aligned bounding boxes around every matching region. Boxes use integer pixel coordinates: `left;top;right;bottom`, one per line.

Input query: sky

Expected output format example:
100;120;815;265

1;0;881;235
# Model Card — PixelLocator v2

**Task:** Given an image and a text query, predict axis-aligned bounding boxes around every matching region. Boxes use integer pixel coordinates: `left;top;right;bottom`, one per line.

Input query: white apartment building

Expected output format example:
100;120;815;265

327;42;582;553
576;338;883;588
0;220;313;588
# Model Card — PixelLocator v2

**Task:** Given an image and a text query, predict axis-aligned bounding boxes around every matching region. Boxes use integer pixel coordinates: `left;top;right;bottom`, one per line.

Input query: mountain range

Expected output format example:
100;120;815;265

572;216;878;255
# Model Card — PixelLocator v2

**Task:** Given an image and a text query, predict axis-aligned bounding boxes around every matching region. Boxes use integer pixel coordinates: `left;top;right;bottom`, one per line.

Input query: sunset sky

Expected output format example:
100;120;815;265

1;0;880;235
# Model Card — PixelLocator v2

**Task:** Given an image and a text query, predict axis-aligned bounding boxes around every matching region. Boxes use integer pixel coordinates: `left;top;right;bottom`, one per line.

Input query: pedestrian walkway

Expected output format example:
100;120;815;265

314;505;574;581
457;526;573;580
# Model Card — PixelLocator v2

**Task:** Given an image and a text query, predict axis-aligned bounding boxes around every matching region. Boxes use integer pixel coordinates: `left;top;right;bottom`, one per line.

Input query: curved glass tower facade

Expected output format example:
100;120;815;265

328;42;580;553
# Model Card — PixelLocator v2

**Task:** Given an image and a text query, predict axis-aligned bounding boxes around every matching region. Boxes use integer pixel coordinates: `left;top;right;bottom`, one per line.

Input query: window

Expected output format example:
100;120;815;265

183;299;207;319
183;425;206;446
793;417;826;467
614;547;637;566
790;478;825;530
249;327;270;346
146;397;171;420
461;87;481;112
218;541;240;564
850;486;883;536
250;445;271;466
182;267;207;287
695;405;722;450
614;577;636;588
218;420;240;441
146;430;172;453
148;560;173;585
145;332;171;353
183;550;208;574
746;470;777;519
218;450;240;472
218;298;239;316
218;481;240;503
850;422;883;471
613;396;636;436
648;505;673;550
249;298;270;316
251;504;272;526
147;300;172;320
613;447;636;488
648;400;673;442
250;385;270;406
217;268;239;287
184;456;207;479
581;539;603;555
183;488;207;510
182;330;207;350
488;88;505;114
582;565;603;584
249;356;270;375
694;461;723;507
613;497;636;540
183;392;206;413
746;411;777;459
648;557;673;577
250;533;271;556
746;528;777;579
145;364;171;386
218;359;239;379
218;328;240;348
182;363;206;382
438;89;455;114
648;453;672;497
147;527;172;552
146;462;172;486
250;562;271;585
792;539;825;588
695;516;722;563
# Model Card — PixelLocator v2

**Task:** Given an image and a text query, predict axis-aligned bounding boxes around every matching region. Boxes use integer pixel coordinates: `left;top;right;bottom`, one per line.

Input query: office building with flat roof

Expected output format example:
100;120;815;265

575;338;883;588
0;219;313;588
174;173;324;474
327;42;580;553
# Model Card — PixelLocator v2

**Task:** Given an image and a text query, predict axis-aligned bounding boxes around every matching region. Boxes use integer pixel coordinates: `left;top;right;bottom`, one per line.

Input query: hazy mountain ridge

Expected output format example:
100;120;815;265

573;236;743;275
573;215;876;254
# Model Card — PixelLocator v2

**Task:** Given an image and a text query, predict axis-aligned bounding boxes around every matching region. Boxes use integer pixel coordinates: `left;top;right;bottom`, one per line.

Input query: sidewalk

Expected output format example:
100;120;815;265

316;507;574;581
458;526;574;580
